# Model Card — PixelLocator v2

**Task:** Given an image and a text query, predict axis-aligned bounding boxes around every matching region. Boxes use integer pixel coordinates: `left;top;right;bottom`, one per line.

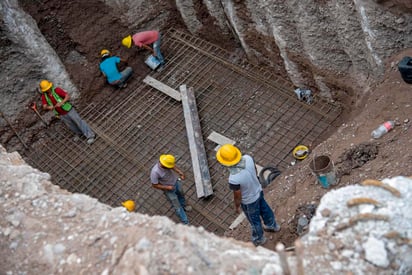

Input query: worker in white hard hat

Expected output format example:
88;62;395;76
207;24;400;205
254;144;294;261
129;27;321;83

99;49;133;89
150;154;192;224
216;144;280;246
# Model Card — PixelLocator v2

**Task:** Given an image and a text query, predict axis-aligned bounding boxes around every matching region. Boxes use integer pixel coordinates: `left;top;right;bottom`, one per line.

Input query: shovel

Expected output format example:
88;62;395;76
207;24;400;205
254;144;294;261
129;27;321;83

30;102;49;126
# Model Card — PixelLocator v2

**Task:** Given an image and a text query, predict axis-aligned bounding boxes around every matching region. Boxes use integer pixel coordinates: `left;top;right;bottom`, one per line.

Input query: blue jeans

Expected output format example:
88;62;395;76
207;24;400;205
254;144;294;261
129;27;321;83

118;67;133;86
164;180;188;224
241;191;277;245
60;108;95;139
153;34;165;64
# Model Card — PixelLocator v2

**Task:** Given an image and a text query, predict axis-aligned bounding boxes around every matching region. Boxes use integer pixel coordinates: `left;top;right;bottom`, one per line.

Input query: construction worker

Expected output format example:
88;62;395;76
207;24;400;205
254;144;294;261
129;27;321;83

150;154;192;224
216;144;280;246
99;49;133;89
39;80;96;144
122;30;165;69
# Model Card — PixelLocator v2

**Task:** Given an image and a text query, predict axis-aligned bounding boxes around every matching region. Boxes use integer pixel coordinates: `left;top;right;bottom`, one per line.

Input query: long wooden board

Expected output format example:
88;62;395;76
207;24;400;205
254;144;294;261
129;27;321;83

143;76;181;101
180;85;213;198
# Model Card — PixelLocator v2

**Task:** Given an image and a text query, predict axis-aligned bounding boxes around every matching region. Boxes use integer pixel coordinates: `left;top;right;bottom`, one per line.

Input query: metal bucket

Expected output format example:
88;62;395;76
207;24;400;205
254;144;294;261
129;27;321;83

144;55;161;70
309;155;337;188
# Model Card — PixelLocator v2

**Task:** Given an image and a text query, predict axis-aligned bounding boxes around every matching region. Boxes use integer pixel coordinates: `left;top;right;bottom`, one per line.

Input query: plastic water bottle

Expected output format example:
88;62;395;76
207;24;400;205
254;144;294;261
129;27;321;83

371;121;395;139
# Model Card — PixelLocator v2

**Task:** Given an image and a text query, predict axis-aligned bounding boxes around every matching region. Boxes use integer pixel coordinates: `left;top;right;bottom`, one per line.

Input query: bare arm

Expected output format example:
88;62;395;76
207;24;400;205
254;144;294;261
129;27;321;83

56;93;70;108
173;166;185;180
233;190;242;214
152;183;173;191
43;103;54;111
142;44;155;55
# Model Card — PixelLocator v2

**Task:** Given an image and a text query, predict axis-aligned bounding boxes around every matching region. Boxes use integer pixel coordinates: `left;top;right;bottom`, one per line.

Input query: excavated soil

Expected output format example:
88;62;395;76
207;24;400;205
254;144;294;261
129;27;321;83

10;0;412;251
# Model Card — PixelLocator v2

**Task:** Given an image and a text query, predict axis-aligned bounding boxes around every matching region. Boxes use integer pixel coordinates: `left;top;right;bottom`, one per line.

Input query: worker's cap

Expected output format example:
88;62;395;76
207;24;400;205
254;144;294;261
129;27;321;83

159;154;175;168
122;35;132;48
122;200;135;212
216;144;242;167
39;80;53;92
100;49;110;58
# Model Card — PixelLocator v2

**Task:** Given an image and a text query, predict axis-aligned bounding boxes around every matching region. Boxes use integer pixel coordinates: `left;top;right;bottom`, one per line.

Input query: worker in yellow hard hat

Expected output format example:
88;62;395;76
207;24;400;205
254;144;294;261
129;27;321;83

99;49;133;89
150;154;192;224
38;80;96;144
122;30;165;70
216;144;280;246
122;200;136;212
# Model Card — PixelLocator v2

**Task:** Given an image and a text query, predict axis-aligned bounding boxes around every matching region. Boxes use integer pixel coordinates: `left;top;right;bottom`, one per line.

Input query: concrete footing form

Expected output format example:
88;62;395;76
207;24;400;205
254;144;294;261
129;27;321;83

23;29;342;235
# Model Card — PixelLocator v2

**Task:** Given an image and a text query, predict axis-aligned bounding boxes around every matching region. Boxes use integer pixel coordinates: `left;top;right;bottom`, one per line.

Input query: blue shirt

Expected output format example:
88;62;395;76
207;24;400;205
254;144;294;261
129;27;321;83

99;56;121;83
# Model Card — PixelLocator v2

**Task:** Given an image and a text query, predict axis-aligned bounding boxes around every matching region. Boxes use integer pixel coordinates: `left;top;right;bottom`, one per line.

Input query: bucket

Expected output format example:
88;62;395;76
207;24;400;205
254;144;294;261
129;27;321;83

145;55;161;70
309;155;337;188
398;56;412;84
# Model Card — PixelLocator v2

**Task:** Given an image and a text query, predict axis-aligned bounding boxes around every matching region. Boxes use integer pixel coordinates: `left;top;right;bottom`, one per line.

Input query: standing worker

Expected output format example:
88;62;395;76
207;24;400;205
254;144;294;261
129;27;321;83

99;49;133;89
216;144;280;246
122;30;165;68
39;80;96;144
150;154;192;224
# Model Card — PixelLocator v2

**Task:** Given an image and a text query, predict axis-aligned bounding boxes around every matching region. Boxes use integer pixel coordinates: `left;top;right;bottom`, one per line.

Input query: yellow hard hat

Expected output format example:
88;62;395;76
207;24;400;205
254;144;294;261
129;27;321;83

122;35;132;48
39;80;52;92
159;154;175;168
122;200;135;212
216;144;242;166
292;145;309;160
100;49;110;57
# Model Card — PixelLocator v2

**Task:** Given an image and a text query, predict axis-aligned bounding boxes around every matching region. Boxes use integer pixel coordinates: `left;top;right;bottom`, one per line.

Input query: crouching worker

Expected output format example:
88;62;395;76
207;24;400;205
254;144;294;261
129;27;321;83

39;80;96;145
99;49;133;89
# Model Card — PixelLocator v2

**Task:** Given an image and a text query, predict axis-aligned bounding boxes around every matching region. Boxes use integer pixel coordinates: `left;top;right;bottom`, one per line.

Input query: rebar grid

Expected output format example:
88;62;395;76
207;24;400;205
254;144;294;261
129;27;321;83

23;29;342;234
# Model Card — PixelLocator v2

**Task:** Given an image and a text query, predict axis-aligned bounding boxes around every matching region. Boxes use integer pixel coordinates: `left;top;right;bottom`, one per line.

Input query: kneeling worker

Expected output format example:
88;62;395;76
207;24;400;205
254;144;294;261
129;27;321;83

99;49;133;89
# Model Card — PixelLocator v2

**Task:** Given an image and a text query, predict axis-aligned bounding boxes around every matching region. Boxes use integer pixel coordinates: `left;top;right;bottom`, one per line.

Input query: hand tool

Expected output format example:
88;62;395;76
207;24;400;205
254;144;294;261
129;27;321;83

30;102;49;126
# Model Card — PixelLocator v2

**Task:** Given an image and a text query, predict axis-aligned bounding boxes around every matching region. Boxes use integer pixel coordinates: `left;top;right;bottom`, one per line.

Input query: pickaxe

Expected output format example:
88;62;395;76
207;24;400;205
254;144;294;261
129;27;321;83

30;102;49;126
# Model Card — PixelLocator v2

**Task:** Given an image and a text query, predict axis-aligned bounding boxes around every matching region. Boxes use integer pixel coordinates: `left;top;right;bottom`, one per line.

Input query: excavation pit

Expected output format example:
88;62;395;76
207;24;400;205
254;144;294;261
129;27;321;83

22;29;342;235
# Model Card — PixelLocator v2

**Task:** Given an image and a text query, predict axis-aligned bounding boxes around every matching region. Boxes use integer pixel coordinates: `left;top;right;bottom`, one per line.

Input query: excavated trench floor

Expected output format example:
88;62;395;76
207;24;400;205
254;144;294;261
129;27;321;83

22;29;342;235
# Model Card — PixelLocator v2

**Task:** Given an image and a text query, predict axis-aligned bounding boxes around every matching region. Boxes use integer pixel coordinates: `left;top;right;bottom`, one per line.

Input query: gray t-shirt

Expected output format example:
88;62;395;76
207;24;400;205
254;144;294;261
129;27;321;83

150;162;177;186
228;155;262;204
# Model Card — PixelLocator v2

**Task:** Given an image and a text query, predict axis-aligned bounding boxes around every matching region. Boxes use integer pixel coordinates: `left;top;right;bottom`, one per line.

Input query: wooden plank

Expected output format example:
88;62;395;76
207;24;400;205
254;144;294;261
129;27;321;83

207;131;235;146
180;85;213;198
207;131;236;151
143;76;181;101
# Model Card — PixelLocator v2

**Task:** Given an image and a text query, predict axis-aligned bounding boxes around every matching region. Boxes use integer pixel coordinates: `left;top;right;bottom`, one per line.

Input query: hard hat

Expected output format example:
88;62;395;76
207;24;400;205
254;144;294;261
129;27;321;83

39;80;52;92
292;145;309;160
122;35;132;48
159;154;175;168
216;144;242;166
100;49;110;57
122;200;135;212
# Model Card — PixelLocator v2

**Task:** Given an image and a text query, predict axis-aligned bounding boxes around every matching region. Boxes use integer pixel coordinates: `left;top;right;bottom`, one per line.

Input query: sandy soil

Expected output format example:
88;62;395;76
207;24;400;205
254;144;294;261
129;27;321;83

15;0;412;251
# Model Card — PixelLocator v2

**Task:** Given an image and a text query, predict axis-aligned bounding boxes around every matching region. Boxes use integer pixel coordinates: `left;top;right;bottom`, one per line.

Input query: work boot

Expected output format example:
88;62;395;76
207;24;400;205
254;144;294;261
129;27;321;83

254;236;267;246
87;137;95;145
263;224;281;232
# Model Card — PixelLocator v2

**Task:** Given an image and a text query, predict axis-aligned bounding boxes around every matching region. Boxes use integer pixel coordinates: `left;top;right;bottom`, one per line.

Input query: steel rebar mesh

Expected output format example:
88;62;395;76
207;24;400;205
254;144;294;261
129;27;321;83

22;29;342;235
